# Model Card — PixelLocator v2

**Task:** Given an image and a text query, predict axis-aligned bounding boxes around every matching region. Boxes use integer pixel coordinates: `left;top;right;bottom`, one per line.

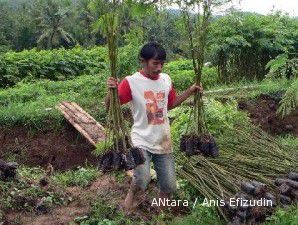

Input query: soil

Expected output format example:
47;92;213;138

0;121;97;171
1;92;296;224
238;93;298;137
4;174;189;224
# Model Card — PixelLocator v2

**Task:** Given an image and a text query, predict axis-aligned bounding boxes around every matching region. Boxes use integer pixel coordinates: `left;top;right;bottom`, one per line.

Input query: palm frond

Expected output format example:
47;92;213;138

37;29;51;44
277;78;298;117
57;28;75;44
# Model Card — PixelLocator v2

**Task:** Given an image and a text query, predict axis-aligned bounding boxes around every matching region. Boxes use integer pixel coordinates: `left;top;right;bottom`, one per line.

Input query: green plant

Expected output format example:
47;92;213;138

53;166;99;187
170;70;195;92
277;134;298;150
164;59;193;72
170;205;223;225
266;53;298;79
75;199;133;225
204;99;250;136
0;46;107;88
18;166;44;181
170;99;250;145
0;74;108;129
164;59;219;92
118;42;142;77
36;0;76;49
210;12;298;82
264;205;298;225
0;166;69;213
277;78;298;117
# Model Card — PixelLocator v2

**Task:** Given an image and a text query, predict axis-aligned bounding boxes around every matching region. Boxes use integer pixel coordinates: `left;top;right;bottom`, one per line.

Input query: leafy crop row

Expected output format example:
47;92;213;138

0;46;107;88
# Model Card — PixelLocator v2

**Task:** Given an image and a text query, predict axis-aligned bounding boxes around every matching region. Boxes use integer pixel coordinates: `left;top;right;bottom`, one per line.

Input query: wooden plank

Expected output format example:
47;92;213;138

60;102;105;145
58;103;97;146
62;102;106;142
61;102;105;143
55;101;106;147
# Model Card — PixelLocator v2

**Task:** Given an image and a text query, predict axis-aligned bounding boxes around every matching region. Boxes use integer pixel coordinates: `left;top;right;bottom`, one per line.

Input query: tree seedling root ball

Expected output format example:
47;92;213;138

273;171;298;205
180;134;219;157
0;159;18;180
99;147;145;173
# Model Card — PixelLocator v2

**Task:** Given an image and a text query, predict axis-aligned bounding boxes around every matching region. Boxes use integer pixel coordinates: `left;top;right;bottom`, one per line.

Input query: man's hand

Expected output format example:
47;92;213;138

189;83;203;94
168;83;204;110
107;77;119;89
105;77;120;109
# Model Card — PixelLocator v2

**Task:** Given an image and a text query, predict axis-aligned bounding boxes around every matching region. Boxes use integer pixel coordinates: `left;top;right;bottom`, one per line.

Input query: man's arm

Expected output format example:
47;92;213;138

168;84;203;110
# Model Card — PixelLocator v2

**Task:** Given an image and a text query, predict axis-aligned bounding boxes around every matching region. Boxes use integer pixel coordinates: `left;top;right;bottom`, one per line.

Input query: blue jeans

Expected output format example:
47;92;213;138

133;148;177;193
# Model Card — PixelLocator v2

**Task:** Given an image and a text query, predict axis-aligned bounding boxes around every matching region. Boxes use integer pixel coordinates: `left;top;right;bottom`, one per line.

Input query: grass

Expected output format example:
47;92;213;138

204;78;292;99
72;199;135;225
169;205;224;225
0;62;293;131
277;134;298;149
264;205;298;225
53;166;99;188
0;74;108;130
0;166;70;214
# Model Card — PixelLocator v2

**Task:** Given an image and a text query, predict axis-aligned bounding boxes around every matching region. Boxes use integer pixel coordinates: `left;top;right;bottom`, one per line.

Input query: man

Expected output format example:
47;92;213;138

105;42;203;211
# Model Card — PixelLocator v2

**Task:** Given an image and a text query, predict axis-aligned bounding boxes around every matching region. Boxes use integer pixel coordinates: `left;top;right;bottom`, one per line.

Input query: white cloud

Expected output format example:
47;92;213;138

233;0;298;16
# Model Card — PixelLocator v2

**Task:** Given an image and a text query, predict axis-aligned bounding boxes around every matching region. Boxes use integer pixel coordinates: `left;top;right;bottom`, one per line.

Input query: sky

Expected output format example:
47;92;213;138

170;0;298;17
228;0;298;17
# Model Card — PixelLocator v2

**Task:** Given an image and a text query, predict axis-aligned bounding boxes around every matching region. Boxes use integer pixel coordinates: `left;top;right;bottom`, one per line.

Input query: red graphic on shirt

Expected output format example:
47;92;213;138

144;90;165;125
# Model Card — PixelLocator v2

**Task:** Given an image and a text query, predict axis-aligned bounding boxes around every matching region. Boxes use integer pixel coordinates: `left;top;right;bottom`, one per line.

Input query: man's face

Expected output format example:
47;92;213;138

143;58;165;77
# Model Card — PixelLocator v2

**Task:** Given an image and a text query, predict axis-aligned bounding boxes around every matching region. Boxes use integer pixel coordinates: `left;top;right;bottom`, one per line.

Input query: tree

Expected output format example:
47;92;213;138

0;1;14;52
209;11;298;82
36;0;76;49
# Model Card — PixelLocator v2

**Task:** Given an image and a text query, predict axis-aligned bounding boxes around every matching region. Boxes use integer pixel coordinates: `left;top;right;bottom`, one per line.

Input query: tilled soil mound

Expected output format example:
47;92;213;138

0;121;97;170
238;93;298;137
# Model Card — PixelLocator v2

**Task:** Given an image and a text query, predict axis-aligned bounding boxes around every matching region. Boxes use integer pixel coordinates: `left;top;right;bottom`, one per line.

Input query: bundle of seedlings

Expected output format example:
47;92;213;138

179;0;219;158
275;171;298;205
0;159;18;180
223;180;276;225
95;3;144;173
175;122;297;222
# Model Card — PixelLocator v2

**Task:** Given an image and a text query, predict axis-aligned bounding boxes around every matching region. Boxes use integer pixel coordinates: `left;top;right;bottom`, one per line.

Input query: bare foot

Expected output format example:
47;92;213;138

123;190;134;211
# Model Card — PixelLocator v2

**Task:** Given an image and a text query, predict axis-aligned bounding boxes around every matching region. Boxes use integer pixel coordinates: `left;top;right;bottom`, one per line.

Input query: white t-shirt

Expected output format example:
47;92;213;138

118;71;176;154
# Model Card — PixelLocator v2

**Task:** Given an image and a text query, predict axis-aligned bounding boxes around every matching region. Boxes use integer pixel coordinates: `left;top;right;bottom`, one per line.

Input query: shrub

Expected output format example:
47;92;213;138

0;74;108;129
266;53;298;79
0;46;107;88
164;59;219;91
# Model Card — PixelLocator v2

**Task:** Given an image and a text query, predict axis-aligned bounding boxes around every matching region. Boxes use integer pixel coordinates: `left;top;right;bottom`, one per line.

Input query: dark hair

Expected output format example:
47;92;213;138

139;42;166;61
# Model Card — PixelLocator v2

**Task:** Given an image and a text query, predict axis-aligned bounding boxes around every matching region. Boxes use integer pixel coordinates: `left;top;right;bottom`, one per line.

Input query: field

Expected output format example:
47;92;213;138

0;48;297;224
